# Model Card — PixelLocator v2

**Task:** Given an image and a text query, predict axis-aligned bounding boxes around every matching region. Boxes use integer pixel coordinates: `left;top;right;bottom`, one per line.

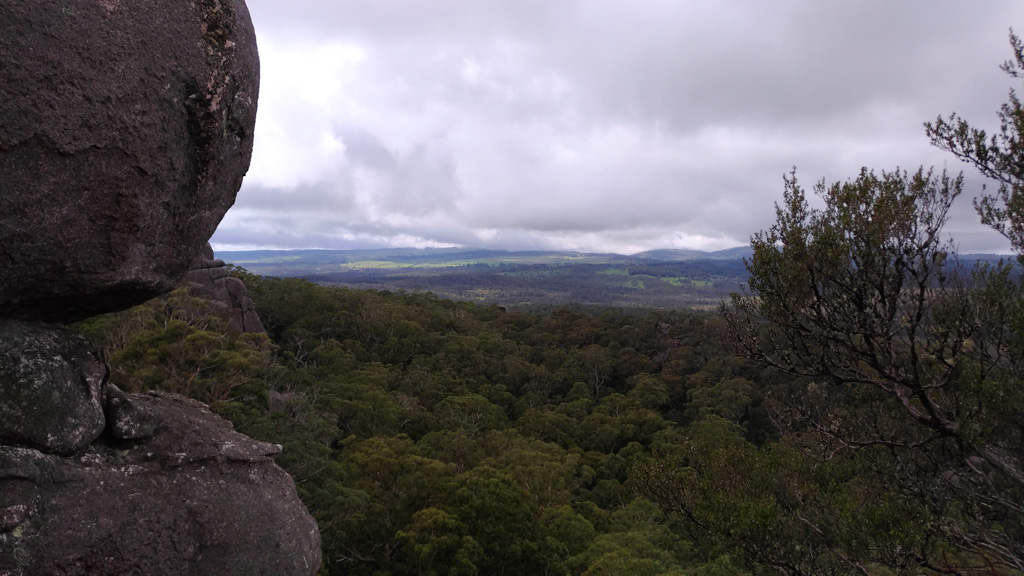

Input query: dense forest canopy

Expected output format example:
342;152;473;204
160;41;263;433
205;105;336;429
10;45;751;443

79;278;777;575
75;34;1024;576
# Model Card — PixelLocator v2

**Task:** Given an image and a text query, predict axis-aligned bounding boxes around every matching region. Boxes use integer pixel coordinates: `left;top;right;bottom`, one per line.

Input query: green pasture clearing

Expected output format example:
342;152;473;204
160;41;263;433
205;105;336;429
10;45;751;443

338;260;471;270
658;276;712;287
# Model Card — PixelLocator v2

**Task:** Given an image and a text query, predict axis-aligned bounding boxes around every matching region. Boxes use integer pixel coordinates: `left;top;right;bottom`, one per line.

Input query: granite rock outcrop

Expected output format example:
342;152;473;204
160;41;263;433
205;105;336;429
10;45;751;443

187;242;266;334
0;1;321;573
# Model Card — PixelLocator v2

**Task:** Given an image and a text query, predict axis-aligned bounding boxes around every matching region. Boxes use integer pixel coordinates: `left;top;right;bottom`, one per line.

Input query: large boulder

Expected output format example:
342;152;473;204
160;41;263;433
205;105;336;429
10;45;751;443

0;0;260;323
0;391;322;576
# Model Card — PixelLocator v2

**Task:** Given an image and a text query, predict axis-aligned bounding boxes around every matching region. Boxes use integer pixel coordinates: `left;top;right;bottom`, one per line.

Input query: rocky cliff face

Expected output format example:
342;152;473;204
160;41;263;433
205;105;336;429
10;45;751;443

0;1;321;574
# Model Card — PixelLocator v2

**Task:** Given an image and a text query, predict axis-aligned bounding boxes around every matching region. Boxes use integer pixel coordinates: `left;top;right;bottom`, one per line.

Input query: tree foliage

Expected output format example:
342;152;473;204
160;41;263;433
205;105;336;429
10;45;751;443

717;37;1024;573
927;30;1024;258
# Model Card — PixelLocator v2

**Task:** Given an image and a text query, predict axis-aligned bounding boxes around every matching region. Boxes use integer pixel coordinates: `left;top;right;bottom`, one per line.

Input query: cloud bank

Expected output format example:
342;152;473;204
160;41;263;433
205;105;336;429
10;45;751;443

213;1;1024;254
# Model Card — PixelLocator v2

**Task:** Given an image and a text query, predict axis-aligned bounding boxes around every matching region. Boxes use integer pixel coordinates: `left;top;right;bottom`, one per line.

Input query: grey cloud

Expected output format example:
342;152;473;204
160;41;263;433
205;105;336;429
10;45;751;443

377;143;463;216
241;182;356;214
336;126;396;170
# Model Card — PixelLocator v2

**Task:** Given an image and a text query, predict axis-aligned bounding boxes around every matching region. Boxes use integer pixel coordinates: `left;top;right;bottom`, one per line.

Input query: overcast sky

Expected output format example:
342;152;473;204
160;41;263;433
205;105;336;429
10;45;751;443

211;1;1024;255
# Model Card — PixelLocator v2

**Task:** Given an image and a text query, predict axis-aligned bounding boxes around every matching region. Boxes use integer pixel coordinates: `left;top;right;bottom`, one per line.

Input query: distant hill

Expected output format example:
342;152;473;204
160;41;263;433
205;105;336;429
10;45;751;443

632;246;753;261
217;247;752;310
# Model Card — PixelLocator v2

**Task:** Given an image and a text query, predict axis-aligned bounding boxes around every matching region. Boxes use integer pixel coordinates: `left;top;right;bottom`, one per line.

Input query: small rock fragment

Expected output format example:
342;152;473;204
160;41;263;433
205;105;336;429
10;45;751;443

103;383;161;441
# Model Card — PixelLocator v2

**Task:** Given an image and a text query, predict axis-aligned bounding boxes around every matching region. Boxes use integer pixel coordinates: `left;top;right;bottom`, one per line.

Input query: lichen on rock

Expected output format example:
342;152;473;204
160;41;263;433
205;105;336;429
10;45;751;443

0;320;107;455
